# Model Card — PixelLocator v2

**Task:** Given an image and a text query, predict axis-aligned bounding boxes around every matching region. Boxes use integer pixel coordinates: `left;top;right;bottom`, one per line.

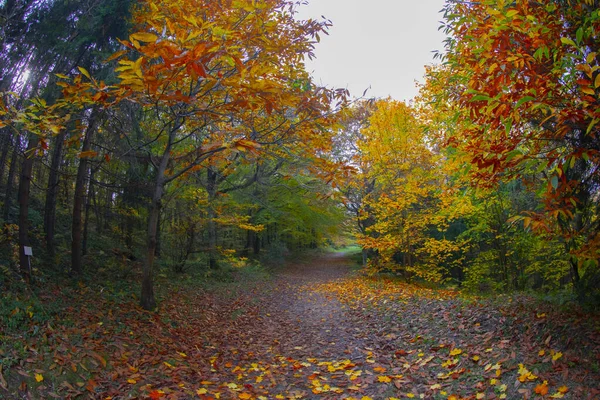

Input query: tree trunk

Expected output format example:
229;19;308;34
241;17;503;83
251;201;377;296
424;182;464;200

0;129;12;187
141;150;170;310
3;135;19;222
43;132;65;260
207;167;218;269
18;134;39;282
82;169;94;256
155;210;161;257
71;112;97;275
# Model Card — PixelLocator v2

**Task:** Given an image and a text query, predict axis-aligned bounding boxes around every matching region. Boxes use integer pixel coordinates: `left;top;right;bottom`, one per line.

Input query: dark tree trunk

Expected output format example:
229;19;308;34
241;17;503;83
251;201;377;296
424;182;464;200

155;210;161;257
91;184;102;234
0;130;12;186
18;135;39;282
71;112;97;275
82;169;94;256
253;232;261;255
3;136;19;222
141;149;170;310
206;167;218;269
43;132;65;260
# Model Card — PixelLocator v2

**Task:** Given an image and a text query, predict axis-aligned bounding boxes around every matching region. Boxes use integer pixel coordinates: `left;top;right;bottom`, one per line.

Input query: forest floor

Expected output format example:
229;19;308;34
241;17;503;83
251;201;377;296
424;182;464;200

1;252;600;399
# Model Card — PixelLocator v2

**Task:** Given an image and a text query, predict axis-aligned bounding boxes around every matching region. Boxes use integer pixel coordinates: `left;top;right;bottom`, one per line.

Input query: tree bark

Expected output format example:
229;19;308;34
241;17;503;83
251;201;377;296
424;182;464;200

0;129;12;187
3;135;19;222
43;132;65;260
71;112;97;275
141;148;170;310
82;169;94;256
206;167;218;269
18;134;39;282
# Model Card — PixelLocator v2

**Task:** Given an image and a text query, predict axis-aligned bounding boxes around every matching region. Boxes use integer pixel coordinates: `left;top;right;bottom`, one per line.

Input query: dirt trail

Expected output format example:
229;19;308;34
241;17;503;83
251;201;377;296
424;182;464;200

207;251;600;399
5;252;598;399
267;253;360;356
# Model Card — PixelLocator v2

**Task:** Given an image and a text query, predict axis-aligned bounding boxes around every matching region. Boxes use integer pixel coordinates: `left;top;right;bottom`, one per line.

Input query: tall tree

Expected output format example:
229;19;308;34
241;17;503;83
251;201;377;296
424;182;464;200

441;0;600;297
66;0;345;309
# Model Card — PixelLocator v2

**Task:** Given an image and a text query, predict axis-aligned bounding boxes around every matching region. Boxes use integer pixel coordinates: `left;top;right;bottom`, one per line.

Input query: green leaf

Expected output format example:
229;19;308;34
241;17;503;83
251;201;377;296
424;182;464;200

504;118;513;135
576;27;583;44
560;37;577;47
586;118;598;135
515;96;535;108
506;9;519;17
551;175;559;190
470;94;491;102
505;149;522;161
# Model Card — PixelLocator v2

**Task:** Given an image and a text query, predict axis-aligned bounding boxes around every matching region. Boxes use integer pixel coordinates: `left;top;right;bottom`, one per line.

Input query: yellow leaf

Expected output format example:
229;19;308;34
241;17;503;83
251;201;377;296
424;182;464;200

127;378;136;384
77;66;91;80
558;386;568;394
449;348;462;356
539;350;545;356
55;73;70;79
377;375;392;383
196;388;208;395
552;351;563;361
239;394;251;400
34;373;43;382
130;32;158;43
581;87;596;96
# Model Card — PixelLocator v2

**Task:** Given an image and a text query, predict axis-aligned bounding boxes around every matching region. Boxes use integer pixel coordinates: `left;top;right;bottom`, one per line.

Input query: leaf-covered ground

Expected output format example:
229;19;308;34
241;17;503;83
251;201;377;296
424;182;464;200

1;252;599;399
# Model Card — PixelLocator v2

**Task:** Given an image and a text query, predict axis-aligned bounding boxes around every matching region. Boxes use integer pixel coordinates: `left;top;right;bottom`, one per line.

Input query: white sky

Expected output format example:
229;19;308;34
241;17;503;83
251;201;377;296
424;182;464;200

296;0;447;102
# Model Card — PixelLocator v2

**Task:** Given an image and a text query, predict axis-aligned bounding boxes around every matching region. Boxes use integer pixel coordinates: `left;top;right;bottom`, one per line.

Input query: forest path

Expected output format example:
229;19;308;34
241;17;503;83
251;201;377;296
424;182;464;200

195;251;600;400
4;252;599;399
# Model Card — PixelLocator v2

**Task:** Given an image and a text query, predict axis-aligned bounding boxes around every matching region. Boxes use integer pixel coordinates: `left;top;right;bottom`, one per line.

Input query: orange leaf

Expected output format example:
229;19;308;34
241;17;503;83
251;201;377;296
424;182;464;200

149;390;164;399
130;32;158;43
78;151;98;159
535;382;549;396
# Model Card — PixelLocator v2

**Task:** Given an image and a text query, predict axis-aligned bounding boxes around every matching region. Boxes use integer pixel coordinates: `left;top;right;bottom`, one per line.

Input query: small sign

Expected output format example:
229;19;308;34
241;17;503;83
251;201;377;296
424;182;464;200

23;246;33;256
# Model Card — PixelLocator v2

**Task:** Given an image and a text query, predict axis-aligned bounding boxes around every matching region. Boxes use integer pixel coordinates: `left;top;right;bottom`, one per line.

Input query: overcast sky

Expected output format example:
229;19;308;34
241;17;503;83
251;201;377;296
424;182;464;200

296;0;447;102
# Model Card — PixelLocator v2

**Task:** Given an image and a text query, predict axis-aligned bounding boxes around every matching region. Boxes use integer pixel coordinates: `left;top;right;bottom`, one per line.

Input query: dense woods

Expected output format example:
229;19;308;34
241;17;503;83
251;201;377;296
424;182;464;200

0;0;348;309
1;0;599;398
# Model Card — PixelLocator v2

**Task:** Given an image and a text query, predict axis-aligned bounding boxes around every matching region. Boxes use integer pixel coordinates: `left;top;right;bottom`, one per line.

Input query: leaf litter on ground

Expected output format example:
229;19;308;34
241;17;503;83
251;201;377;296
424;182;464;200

1;252;599;399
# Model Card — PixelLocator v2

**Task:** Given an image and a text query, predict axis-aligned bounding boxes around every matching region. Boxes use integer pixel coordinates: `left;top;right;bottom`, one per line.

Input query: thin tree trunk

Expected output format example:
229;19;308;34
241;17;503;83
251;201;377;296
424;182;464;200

71;112;97;275
207;167;218;269
0;130;12;186
91;183;102;233
3;136;19;222
82;169;94;256
43;132;65;260
18;134;39;282
155;210;161;257
141;148;170;310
